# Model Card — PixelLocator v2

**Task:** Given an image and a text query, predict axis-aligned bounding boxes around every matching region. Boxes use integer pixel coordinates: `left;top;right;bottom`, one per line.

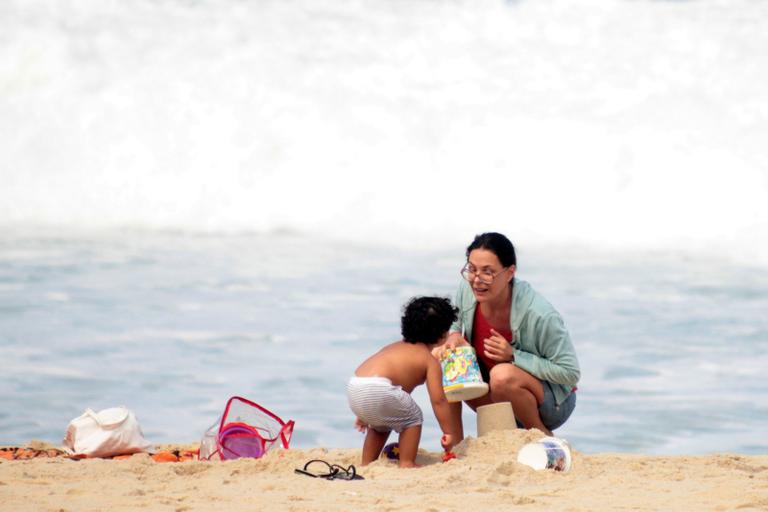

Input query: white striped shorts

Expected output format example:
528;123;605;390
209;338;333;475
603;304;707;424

347;376;423;433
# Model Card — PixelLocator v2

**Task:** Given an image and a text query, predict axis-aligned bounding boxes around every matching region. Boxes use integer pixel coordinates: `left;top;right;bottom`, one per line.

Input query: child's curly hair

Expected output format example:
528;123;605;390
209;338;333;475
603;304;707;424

401;296;458;345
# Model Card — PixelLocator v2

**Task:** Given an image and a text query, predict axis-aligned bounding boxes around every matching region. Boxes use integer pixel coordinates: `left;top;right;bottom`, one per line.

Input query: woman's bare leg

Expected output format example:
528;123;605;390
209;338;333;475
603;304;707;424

488;364;552;436
397;425;422;468
361;428;390;465
465;391;494;412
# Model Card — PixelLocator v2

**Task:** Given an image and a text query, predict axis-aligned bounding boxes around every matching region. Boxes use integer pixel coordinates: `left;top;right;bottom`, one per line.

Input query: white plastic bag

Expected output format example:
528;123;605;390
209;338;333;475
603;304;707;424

62;406;153;458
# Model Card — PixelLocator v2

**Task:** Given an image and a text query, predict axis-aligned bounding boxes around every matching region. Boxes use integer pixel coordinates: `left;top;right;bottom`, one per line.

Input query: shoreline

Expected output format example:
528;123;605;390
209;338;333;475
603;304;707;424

1;430;766;511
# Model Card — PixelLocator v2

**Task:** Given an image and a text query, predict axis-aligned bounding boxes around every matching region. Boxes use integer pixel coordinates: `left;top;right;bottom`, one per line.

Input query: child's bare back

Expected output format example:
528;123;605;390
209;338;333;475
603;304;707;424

354;341;432;393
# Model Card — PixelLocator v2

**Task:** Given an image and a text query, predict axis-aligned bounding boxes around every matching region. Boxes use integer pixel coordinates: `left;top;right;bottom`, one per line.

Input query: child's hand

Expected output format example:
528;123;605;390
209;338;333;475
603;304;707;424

431;333;468;360
441;434;457;462
354;418;368;433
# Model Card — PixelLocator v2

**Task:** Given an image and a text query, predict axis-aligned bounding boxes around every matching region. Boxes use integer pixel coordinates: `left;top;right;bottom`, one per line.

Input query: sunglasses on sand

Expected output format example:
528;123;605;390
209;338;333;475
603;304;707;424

294;459;364;480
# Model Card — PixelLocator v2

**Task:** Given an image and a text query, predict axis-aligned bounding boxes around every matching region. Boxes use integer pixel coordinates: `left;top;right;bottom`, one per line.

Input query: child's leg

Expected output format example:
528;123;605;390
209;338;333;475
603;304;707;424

396;424;422;468
361;428;390;465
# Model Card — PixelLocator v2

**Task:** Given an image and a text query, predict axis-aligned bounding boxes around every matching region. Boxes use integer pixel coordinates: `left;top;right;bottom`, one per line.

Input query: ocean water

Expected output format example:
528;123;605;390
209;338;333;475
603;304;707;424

1;0;767;455
1;230;766;455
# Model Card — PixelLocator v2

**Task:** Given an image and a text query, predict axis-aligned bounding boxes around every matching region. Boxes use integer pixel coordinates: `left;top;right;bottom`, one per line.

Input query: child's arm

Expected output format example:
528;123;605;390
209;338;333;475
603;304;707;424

425;355;462;449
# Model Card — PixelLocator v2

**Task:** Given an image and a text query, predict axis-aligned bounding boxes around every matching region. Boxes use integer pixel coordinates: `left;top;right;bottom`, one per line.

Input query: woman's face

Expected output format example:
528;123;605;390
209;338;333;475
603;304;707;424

466;248;515;303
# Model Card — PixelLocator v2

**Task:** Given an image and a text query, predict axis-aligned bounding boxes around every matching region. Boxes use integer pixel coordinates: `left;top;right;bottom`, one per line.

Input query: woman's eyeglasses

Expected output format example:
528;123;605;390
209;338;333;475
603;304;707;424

460;264;509;285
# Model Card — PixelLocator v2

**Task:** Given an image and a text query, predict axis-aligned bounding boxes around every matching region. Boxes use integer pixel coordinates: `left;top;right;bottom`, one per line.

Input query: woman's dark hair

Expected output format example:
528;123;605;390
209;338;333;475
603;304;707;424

401;296;458;345
466;232;517;267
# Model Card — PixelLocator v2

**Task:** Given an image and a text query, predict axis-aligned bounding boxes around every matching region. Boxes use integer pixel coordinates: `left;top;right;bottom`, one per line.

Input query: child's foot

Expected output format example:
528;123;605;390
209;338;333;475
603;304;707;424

399;461;421;468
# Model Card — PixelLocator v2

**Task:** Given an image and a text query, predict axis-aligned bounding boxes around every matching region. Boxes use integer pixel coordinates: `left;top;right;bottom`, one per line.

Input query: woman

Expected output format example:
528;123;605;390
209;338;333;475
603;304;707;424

435;232;580;437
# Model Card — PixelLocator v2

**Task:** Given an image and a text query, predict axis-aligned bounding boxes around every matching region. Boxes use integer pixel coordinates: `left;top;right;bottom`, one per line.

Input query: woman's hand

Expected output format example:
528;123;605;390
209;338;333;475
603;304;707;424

431;332;469;360
483;328;515;363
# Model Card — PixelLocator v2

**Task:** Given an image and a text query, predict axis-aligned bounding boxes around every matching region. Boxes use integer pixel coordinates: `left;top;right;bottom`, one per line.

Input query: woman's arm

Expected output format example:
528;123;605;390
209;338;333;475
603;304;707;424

513;313;580;387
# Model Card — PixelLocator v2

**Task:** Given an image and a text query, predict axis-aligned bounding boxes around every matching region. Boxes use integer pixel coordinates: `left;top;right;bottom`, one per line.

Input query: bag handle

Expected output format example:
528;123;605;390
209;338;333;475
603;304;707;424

84;407;129;428
279;420;295;449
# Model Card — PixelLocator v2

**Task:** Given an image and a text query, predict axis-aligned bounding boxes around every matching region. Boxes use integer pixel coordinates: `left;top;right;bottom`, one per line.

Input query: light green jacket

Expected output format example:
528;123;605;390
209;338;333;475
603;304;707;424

450;278;580;405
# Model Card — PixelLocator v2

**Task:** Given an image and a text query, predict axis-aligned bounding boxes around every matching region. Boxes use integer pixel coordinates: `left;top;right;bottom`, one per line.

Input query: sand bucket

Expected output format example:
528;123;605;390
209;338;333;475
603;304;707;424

441;346;489;402
516;436;572;472
476;402;516;437
218;422;266;460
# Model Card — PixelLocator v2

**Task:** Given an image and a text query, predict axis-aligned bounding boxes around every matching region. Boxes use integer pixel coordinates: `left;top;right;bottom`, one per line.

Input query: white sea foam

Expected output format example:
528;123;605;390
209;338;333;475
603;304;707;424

1;0;767;265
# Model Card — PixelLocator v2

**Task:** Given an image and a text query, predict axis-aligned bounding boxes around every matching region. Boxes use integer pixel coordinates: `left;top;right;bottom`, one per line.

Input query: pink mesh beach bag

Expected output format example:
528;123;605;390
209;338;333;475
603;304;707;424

199;396;294;461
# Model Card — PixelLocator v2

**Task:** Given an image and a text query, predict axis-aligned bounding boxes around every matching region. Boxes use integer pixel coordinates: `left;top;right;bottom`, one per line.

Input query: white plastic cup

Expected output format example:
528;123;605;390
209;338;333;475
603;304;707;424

516;436;572;472
198;420;221;461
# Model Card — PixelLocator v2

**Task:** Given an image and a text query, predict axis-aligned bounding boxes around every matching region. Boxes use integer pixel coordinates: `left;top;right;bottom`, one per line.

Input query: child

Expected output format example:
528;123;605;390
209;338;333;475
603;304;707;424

347;296;461;468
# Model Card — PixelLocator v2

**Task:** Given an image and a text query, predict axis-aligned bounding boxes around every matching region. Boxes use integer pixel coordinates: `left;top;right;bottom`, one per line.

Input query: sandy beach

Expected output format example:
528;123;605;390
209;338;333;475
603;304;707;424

2;430;766;511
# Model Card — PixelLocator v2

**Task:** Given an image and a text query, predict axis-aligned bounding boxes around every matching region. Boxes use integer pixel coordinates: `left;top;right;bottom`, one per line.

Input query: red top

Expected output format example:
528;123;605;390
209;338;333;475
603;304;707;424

471;306;513;371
